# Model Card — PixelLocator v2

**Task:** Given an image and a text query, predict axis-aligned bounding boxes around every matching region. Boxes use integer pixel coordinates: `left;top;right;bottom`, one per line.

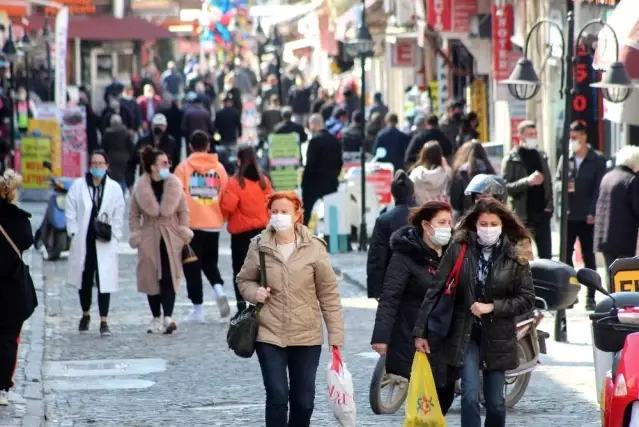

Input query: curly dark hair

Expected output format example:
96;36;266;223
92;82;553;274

458;198;531;243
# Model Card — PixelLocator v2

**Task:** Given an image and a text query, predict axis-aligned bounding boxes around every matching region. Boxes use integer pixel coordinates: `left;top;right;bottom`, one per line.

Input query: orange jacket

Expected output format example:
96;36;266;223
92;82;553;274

220;175;273;234
174;152;228;230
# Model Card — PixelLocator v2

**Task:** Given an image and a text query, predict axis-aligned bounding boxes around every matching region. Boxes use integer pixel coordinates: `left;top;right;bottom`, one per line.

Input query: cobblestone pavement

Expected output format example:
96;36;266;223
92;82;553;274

3;203;603;427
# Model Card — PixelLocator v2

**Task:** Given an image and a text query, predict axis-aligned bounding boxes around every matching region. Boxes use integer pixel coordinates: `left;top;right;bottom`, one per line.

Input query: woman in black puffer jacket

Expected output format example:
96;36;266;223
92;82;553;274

370;200;455;412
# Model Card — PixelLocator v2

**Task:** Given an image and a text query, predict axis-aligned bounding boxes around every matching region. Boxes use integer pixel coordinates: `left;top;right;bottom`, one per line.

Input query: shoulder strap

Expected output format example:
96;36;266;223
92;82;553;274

0;224;21;259
444;243;467;295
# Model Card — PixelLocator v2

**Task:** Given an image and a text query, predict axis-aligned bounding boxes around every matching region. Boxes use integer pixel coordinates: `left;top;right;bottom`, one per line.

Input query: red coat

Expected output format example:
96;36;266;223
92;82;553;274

137;95;162;125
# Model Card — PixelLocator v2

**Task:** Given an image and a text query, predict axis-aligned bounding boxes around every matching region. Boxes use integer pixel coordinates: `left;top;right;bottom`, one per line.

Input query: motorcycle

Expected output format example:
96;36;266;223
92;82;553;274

34;161;73;261
580;257;639;427
369;258;580;414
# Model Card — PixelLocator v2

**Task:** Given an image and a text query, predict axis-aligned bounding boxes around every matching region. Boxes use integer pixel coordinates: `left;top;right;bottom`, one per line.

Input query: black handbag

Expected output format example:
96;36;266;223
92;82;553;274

94;212;112;242
227;243;267;358
0;224;38;323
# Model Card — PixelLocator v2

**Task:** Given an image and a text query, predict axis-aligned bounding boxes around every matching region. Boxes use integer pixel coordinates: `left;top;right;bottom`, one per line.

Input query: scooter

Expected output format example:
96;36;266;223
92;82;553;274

34;161;73;261
368;258;579;414
580;260;639;427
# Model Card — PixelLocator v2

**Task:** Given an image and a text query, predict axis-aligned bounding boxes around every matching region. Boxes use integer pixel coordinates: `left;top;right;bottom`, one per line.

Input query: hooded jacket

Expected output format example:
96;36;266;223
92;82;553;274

174;152;229;230
409;165;452;205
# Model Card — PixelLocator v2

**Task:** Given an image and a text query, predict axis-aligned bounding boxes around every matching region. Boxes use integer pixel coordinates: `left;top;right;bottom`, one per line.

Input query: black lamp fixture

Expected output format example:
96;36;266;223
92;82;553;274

254;18;266;45
17;32;33;53
2;25;17;60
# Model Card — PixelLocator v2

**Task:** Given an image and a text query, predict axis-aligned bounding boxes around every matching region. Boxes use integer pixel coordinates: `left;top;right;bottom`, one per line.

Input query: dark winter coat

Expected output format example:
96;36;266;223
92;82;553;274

449;161;494;218
404;128;453;168
274;120;308;144
341;123;368;153
373;126;410;174
413;229;534;386
181;105;214;139
301;130;342;197
0;202;35;326
372;226;445;379
366;200;416;298
594;165;639;257
125;133;180;188
101;123;135;184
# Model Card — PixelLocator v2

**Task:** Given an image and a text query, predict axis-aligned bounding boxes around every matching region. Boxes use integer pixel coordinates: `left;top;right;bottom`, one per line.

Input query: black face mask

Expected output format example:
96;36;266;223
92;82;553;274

453;112;463;121
152;127;163;136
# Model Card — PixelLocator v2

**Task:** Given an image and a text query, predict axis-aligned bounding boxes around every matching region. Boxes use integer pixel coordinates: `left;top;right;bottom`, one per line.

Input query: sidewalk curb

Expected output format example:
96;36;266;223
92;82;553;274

333;266;367;292
21;250;46;427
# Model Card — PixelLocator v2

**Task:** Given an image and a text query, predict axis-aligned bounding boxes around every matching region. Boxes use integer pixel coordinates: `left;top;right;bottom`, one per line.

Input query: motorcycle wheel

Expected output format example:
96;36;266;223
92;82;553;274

46;230;67;261
504;339;534;408
369;356;408;415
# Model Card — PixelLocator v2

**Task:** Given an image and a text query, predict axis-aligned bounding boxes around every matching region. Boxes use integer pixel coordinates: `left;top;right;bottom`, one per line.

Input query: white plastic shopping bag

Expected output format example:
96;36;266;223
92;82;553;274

326;346;356;427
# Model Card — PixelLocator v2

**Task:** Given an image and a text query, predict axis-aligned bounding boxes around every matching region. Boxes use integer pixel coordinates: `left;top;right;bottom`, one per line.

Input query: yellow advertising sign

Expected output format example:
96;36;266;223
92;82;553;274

428;81;439;117
29;119;62;177
21;137;52;189
613;270;639;293
467;79;488;142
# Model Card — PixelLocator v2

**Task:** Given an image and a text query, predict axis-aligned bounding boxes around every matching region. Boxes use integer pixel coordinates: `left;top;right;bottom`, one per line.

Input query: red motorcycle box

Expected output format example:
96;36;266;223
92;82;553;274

530;259;580;310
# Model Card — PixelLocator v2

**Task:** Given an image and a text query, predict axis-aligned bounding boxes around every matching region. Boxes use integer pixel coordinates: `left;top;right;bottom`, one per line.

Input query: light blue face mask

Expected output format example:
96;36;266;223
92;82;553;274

90;168;106;179
158;168;171;180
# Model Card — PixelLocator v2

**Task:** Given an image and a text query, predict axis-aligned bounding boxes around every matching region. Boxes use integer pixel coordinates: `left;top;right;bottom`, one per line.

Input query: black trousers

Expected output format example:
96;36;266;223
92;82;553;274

0;322;22;391
302;192;321;226
184;230;224;305
566;221;597;298
147;239;176;318
526;212;552;260
231;228;264;311
78;237;110;317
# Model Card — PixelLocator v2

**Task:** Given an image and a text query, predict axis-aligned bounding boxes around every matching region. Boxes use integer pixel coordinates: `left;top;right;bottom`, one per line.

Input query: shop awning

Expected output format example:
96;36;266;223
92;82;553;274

26;14;175;41
594;0;639;125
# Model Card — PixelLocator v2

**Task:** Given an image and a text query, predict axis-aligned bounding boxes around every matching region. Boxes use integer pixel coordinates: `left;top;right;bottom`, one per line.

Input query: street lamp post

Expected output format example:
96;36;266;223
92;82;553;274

253;19;266;84
264;26;284;106
42;16;53;102
2;25;18;155
346;0;375;252
17;32;33;108
502;2;635;343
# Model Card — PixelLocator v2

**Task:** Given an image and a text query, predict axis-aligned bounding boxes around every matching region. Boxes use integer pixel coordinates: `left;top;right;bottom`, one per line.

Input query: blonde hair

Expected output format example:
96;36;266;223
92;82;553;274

615;146;639;170
0;169;23;202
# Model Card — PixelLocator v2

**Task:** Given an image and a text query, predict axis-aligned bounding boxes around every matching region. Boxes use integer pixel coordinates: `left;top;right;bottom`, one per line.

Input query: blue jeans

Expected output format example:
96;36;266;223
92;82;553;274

255;343;322;427
461;340;506;427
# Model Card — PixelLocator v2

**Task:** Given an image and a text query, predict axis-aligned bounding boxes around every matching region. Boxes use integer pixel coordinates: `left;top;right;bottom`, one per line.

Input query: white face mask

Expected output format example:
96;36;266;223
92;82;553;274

524;138;538;149
569;139;582;153
270;213;293;232
429;225;451;246
477;226;502;246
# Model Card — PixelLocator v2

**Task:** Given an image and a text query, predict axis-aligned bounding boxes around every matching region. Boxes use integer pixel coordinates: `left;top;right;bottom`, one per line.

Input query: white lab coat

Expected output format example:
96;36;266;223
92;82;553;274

66;175;125;293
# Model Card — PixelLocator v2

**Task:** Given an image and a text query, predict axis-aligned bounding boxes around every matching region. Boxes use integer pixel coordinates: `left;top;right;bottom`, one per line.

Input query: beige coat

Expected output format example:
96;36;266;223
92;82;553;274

237;224;345;348
129;174;193;295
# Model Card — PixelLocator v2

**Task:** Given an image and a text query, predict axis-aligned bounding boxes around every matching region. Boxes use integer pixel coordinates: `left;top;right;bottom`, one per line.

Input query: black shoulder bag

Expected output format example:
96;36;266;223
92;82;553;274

0;224;38;323
91;182;112;242
227;242;267;358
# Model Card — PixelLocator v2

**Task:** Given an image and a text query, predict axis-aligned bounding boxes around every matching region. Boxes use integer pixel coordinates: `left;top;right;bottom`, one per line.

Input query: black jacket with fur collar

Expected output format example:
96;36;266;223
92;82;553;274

413;228;535;384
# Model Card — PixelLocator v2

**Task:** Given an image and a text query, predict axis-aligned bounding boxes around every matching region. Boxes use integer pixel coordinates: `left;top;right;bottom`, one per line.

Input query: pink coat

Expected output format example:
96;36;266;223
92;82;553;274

128;174;193;295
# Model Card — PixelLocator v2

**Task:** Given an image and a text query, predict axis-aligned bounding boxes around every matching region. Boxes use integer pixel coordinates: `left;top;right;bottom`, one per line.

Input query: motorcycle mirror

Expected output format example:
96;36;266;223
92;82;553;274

375;147;387;159
42;161;53;170
576;268;608;296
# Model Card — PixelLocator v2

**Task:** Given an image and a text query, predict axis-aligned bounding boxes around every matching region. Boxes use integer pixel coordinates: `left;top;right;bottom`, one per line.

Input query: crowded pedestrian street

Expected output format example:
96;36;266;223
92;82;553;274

0;202;602;426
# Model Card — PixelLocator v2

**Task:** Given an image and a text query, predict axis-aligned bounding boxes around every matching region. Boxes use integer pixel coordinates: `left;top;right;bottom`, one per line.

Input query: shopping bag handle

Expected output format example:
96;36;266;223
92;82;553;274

331;346;343;372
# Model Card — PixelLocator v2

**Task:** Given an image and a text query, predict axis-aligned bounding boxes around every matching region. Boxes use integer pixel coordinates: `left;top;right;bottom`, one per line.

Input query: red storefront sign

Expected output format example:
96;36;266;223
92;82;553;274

491;3;513;81
427;0;452;32
452;0;478;33
390;38;417;67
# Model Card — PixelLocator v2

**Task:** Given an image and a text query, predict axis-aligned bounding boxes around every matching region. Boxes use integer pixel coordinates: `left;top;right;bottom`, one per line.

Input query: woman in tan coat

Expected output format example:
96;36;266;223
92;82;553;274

129;146;192;334
237;191;345;427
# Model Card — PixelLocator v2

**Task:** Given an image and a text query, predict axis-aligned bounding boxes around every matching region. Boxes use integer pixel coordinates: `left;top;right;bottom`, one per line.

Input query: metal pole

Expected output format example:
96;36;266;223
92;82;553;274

554;2;575;344
24;53;30;108
44;16;53;102
358;55;368;251
275;52;283;106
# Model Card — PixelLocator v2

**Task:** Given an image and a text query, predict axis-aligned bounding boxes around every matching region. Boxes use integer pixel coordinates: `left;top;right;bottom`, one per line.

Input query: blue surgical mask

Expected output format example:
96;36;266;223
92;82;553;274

158;168;170;180
90;168;106;179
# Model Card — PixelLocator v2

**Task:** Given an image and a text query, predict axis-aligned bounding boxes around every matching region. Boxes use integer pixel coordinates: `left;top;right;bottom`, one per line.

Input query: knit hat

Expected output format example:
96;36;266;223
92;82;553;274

390;170;414;203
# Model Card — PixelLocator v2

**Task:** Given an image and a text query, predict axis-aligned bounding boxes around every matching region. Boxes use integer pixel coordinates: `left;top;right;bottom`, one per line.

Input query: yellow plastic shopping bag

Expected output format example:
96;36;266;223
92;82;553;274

404;352;447;427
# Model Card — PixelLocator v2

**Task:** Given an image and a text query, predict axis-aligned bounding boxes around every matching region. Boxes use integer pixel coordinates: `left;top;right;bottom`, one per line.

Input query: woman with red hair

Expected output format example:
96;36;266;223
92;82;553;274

236;191;345;427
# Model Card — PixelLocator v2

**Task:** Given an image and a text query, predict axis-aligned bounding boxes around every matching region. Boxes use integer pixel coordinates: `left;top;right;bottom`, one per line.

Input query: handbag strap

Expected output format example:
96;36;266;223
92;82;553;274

444;243;467;295
0;224;21;260
255;236;267;312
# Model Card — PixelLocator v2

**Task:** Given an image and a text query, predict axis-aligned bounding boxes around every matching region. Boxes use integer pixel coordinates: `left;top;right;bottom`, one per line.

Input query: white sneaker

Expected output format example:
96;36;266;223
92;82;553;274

146;318;163;334
213;284;230;318
0;390;9;406
185;307;205;324
164;317;177;334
